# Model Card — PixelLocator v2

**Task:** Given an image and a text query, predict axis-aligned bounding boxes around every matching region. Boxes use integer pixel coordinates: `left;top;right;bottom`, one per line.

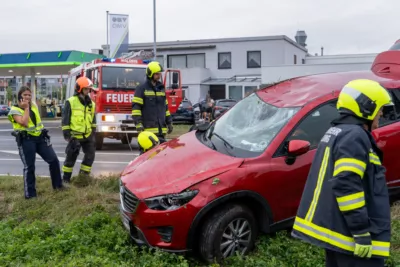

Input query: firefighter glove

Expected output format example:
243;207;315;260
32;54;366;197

136;123;144;132
63;130;71;142
167;124;173;134
353;233;372;258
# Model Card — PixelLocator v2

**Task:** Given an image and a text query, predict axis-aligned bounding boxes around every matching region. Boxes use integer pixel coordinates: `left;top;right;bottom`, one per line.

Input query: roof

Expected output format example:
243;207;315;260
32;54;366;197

102;35;308;52
0;50;104;76
257;70;400;108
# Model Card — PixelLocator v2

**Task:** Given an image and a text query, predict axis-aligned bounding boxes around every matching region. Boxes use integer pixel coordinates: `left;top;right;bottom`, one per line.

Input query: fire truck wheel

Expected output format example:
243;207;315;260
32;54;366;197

121;135;132;145
95;133;104;150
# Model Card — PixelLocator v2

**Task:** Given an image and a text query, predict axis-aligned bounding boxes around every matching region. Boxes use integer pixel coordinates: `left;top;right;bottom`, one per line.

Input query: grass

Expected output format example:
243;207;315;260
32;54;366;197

0;175;399;267
167;124;191;139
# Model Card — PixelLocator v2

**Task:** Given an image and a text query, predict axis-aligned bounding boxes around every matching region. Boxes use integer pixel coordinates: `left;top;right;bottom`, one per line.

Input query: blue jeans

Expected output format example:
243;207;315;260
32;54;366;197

18;135;63;199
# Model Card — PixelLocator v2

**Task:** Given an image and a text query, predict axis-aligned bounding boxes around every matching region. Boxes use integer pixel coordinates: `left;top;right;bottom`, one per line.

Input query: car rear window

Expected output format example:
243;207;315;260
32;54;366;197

218;101;236;107
181;101;192;108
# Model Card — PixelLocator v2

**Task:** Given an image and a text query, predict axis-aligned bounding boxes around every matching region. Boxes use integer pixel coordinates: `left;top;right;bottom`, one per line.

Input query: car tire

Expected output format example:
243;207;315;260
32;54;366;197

199;204;258;263
95;133;104;150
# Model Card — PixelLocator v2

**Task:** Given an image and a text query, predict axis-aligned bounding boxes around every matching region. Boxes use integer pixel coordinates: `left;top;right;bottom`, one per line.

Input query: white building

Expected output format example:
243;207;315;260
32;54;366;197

101;34;309;104
262;53;378;84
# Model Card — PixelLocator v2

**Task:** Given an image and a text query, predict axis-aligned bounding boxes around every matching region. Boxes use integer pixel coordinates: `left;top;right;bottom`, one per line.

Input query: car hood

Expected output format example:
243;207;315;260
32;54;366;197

121;131;244;199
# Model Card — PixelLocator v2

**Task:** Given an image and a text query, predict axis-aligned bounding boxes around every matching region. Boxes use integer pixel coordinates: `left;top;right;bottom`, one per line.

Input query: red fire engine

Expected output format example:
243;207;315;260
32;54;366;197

65;55;184;150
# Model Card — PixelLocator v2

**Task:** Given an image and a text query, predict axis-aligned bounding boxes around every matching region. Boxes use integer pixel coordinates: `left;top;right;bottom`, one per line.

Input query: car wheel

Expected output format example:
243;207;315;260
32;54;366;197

199;204;257;263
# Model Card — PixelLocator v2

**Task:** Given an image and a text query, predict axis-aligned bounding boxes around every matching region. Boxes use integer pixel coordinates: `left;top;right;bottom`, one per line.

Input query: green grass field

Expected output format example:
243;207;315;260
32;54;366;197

0;175;399;266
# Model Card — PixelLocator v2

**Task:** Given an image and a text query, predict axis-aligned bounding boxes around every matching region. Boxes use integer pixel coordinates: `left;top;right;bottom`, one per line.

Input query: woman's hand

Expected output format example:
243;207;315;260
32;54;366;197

18;99;29;110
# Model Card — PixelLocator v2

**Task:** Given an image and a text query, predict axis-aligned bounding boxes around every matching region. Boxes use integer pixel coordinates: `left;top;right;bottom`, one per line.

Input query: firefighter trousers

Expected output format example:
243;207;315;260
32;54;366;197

18;135;63;199
325;249;385;267
62;135;96;181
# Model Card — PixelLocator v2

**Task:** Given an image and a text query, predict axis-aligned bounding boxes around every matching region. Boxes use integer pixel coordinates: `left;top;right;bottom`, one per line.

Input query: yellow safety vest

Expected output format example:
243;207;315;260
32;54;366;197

67;96;95;139
8;104;44;136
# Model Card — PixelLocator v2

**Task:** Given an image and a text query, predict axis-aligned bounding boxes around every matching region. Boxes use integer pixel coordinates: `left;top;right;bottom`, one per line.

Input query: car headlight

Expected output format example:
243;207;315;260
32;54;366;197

144;190;199;211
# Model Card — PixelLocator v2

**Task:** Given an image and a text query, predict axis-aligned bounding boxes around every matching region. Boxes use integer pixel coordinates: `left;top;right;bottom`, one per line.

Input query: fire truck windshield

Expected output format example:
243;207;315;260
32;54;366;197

101;66;146;90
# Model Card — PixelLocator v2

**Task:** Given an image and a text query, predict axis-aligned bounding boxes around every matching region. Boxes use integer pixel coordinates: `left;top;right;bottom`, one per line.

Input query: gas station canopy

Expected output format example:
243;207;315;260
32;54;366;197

0;50;104;76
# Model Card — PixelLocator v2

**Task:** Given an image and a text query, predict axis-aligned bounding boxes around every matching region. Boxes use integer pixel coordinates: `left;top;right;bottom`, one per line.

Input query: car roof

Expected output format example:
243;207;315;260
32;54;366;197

257;70;400;108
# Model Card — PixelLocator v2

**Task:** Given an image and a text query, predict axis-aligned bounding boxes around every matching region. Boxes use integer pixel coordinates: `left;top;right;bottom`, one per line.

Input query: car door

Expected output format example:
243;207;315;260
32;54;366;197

372;88;400;187
267;100;339;221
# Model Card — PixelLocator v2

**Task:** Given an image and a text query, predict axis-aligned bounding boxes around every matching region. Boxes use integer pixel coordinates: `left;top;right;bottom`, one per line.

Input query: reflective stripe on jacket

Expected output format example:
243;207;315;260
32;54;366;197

61;96;96;139
131;79;172;135
292;122;391;258
8;104;44;136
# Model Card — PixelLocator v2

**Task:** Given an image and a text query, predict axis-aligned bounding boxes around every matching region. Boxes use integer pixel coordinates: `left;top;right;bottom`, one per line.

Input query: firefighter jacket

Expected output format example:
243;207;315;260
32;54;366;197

292;116;391;259
62;95;96;140
131;79;172;135
8;103;44;137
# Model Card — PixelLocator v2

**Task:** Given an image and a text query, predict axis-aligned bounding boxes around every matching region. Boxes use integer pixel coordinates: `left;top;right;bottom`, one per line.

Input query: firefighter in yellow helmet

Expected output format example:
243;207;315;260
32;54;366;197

292;79;393;267
131;61;173;144
137;131;160;155
61;76;98;183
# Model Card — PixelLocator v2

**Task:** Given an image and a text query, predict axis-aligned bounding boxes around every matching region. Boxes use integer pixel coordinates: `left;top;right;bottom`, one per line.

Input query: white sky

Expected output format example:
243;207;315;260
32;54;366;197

1;0;399;56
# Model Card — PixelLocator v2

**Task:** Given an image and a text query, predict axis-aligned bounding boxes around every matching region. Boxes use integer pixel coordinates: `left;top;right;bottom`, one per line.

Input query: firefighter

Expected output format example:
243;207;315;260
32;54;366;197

8;86;65;199
291;79;393;267
131;61;173;144
61;77;97;183
137;131;160;155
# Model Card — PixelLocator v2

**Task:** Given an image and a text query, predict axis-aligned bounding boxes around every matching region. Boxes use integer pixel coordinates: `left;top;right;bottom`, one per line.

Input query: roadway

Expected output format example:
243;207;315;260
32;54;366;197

0;117;140;177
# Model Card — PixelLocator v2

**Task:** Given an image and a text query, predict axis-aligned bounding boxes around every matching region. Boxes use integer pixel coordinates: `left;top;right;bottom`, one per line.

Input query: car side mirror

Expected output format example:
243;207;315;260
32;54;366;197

285;139;310;165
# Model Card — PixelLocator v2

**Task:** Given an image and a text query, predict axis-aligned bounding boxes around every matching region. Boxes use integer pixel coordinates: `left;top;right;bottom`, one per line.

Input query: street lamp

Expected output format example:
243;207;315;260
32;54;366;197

153;0;157;60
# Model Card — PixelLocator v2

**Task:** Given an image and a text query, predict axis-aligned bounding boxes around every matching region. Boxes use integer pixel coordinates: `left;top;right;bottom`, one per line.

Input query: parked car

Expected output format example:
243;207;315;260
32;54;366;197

119;61;400;263
211;99;237;120
0;105;10;116
171;99;195;124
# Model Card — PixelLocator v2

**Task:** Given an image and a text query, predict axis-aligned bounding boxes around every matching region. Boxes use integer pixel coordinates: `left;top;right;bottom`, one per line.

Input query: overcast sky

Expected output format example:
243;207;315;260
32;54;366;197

1;0;399;56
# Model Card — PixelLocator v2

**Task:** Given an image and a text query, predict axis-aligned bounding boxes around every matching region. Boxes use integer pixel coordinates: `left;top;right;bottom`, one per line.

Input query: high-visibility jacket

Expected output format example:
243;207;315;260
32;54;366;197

8;103;44;136
131;79;172;135
292;117;391;259
62;95;96;139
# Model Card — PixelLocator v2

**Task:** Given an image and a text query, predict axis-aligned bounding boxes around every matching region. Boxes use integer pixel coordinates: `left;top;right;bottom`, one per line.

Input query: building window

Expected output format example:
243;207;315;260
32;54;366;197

294;55;297;64
156;55;164;67
218;52;231;69
168;54;205;68
229;85;243;101
244;86;258;97
247;51;261;68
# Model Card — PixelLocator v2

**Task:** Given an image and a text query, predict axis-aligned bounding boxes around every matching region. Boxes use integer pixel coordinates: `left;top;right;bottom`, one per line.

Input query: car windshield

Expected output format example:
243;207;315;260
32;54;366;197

208;93;300;157
101;66;146;90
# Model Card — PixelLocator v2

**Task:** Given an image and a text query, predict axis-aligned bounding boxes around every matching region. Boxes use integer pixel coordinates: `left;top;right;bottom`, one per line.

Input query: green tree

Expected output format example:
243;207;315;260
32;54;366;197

6;87;13;103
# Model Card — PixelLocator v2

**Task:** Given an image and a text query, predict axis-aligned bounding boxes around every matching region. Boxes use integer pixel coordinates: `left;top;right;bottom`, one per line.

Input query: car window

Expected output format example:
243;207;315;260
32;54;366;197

218;101;236;107
181;101;192;108
379;88;400;127
286;101;339;150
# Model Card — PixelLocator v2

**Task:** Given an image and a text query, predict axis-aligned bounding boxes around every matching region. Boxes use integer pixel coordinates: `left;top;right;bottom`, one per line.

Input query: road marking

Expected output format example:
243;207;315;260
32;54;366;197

0;150;138;156
0;150;133;164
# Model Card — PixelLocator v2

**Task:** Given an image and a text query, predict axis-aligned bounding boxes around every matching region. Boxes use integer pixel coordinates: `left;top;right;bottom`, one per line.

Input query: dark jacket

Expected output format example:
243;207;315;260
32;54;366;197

291;115;391;259
131;79;172;135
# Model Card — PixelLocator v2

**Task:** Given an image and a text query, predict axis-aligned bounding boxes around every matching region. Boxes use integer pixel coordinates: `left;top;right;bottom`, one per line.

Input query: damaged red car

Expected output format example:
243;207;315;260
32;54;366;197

119;48;400;263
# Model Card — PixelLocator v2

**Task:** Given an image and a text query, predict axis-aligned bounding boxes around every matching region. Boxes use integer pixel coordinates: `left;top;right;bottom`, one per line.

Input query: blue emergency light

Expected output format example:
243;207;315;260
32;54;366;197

102;58;116;62
143;60;153;64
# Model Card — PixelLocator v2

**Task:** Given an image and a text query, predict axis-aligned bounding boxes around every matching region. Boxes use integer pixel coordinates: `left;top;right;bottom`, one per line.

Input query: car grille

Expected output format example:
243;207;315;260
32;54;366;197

121;185;140;213
103;105;132;113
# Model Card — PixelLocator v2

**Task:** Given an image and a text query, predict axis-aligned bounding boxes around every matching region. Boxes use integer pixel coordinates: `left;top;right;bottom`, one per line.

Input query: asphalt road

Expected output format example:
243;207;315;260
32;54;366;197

0;117;140;177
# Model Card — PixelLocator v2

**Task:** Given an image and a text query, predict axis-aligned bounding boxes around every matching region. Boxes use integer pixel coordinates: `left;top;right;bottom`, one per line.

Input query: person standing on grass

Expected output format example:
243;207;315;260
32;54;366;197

8;86;66;199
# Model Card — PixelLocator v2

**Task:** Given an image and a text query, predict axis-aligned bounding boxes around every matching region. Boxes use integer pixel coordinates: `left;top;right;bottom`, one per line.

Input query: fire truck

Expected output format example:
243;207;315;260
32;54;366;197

65;53;184;150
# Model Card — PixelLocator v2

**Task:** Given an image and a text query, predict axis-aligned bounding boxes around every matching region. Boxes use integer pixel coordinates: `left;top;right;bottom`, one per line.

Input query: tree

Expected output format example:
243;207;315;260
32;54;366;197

6;87;13;104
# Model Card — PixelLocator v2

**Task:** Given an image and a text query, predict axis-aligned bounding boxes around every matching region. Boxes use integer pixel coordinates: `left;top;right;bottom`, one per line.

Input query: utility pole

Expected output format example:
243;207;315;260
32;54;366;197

106;11;110;57
153;0;157;60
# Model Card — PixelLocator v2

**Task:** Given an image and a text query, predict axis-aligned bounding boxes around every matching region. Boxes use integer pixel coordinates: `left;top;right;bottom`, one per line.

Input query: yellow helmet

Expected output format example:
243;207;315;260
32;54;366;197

337;79;394;121
137;131;160;152
146;61;164;79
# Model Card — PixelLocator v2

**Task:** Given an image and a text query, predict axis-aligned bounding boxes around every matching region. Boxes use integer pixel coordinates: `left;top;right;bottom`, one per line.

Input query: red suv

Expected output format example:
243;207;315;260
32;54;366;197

119;50;400;263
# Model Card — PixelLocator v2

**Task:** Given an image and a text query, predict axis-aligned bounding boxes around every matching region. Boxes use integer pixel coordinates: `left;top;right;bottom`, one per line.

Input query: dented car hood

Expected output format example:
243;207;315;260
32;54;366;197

121;131;244;199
